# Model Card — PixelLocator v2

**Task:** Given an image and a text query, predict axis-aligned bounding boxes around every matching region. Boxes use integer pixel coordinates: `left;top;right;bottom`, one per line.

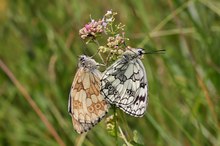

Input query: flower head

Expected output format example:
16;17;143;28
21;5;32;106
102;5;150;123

105;10;113;16
103;10;116;24
79;19;105;40
107;34;125;49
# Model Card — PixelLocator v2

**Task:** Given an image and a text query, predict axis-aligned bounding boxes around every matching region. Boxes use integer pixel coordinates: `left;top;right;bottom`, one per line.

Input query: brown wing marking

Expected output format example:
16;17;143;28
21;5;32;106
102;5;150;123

71;69;109;125
83;73;109;123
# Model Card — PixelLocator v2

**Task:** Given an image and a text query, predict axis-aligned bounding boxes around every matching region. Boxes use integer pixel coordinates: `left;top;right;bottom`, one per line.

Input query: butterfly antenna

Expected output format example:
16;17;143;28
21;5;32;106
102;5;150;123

97;63;106;67
144;49;166;54
91;49;100;58
91;39;106;64
121;31;128;48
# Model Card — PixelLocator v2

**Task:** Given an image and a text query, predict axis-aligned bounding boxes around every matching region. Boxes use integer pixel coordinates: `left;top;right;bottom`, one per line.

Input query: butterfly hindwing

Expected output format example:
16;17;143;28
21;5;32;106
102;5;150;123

118;59;148;117
68;55;109;134
71;116;93;134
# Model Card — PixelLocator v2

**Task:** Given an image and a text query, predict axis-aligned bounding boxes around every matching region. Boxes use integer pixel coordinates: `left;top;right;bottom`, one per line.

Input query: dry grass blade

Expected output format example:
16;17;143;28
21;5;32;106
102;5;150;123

0;59;66;146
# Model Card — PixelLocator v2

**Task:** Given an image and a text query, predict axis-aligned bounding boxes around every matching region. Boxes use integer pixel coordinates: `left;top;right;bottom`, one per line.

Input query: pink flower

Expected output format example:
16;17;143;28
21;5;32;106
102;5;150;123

85;24;91;30
79;19;105;39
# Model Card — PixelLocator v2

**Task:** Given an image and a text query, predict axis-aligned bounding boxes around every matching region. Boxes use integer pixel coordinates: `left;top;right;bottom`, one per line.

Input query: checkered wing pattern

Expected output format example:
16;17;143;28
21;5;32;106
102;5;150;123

101;48;148;117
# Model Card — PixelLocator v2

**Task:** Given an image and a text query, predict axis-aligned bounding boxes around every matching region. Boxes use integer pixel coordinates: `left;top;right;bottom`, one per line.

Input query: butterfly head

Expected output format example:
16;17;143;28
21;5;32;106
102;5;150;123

136;48;145;57
78;55;98;70
123;48;144;60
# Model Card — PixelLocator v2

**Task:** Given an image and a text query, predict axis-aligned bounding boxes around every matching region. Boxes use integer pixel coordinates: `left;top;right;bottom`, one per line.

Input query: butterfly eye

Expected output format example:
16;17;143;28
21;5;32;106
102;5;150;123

137;49;144;55
80;56;85;62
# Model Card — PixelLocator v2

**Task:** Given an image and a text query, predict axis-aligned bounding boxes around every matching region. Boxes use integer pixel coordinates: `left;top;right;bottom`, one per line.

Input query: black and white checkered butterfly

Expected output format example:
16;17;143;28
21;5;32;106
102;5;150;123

101;48;148;117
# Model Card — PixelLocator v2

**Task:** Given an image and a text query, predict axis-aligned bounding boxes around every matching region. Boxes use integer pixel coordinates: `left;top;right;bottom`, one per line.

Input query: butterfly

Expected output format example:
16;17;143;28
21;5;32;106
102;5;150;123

100;48;148;117
68;55;109;134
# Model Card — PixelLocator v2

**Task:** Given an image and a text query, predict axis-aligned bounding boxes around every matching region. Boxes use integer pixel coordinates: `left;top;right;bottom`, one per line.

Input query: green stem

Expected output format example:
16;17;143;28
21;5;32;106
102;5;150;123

113;105;118;146
119;126;132;146
93;39;105;64
118;111;133;141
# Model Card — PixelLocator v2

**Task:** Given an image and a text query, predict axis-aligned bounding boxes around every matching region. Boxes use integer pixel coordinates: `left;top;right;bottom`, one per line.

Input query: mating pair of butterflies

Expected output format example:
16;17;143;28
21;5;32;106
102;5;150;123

68;48;148;134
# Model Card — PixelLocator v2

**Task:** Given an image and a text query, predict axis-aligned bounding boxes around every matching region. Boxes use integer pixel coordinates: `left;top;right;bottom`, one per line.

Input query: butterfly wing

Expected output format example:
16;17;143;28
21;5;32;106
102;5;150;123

68;68;109;131
118;59;148;117
101;58;141;106
101;58;148;117
71;116;93;134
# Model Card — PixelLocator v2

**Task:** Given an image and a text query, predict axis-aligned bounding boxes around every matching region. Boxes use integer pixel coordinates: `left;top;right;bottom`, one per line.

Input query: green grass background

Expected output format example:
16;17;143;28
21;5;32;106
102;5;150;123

0;0;220;146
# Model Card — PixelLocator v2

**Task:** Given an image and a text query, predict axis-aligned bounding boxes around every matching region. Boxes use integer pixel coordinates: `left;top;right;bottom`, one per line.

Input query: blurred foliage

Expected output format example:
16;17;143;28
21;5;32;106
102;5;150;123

0;0;220;146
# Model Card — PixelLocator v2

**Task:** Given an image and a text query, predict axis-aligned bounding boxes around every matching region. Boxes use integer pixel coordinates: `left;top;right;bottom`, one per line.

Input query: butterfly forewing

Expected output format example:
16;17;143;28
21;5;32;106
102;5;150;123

101;48;148;117
68;55;109;134
102;62;139;105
